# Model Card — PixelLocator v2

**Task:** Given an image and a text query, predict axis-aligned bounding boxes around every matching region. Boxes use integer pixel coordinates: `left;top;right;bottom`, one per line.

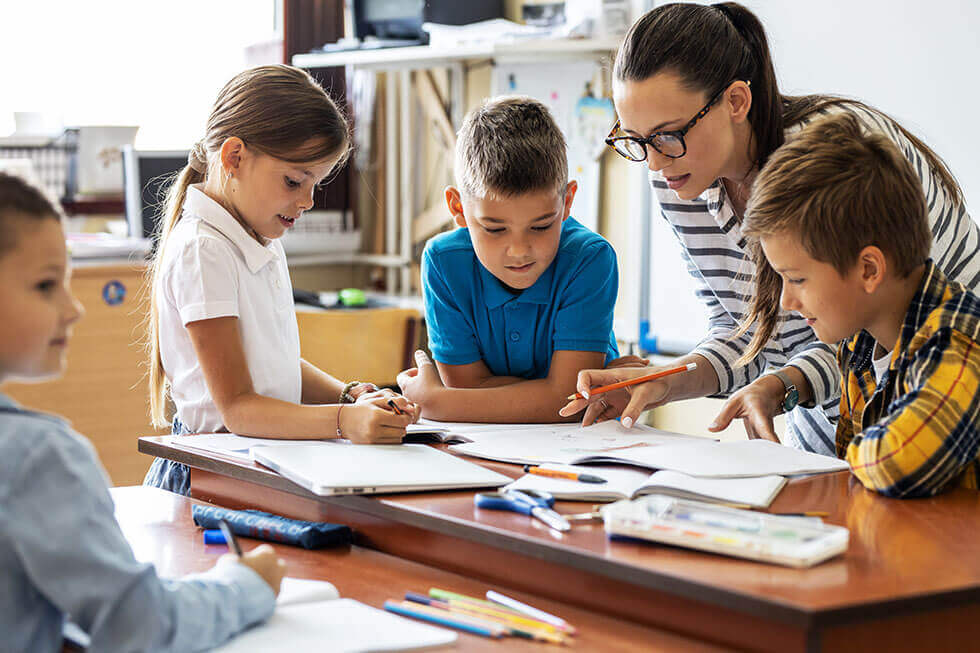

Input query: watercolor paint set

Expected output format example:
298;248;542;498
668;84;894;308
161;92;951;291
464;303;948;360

602;494;849;568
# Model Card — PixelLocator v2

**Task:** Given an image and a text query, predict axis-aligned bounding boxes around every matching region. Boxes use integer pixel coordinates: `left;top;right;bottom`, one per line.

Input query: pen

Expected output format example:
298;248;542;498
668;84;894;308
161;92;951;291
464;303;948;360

567;362;697;401
218;519;242;556
523;465;607;484
386;399;406;415
772;511;829;518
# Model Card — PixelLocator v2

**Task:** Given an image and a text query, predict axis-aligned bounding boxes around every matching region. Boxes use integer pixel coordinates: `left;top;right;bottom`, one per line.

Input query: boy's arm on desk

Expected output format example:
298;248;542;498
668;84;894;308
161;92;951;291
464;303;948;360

399;350;606;422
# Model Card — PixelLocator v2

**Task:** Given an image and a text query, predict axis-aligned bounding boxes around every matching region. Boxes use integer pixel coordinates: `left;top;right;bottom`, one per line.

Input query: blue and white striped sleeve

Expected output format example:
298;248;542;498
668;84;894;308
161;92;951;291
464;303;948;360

675;244;767;396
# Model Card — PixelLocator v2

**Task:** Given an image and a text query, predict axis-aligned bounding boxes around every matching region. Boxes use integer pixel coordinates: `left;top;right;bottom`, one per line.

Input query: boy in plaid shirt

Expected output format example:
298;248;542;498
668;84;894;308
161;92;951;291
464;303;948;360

740;113;980;497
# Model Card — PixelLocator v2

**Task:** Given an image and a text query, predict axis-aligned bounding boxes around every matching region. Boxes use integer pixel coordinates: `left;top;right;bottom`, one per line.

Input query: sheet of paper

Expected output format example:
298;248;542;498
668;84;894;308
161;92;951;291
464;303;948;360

276;577;340;606
583;439;850;478
417;418;576;435
172;425;449;461
448;421;706;465
214;598;457;652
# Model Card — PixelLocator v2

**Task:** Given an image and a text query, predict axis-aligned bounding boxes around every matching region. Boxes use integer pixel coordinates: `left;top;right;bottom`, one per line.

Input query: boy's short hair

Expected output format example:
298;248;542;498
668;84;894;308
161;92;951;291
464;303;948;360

744;112;930;278
454;95;567;199
0;172;63;258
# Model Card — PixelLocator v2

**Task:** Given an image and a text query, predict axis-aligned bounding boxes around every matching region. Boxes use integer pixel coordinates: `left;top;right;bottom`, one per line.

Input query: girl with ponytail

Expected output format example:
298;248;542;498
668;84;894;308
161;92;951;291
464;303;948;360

560;3;978;453
144;65;418;495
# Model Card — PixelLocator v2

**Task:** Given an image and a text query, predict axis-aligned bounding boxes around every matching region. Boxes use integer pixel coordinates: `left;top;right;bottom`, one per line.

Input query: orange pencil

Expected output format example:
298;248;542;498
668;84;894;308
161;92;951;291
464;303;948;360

566;362;697;401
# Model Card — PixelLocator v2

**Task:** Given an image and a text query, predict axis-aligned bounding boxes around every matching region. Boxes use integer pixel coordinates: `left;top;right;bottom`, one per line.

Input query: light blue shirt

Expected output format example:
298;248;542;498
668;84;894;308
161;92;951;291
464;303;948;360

0;393;275;652
423;217;619;378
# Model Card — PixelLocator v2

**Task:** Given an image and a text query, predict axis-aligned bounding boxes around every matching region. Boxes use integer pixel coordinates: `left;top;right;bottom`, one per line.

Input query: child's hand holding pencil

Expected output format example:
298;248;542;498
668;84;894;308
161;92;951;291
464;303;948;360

558;362;697;429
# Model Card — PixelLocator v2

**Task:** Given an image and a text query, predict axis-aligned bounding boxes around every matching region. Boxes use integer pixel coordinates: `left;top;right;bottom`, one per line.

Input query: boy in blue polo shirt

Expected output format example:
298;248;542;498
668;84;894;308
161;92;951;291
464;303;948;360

398;96;627;422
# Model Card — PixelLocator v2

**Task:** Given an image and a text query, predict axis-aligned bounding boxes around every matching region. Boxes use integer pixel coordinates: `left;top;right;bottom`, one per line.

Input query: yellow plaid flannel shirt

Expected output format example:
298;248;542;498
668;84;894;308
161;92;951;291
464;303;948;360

837;261;980;497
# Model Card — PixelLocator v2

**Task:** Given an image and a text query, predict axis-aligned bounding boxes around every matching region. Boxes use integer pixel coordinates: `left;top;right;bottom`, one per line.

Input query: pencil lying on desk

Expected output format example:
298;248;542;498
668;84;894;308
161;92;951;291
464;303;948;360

567;362;698;401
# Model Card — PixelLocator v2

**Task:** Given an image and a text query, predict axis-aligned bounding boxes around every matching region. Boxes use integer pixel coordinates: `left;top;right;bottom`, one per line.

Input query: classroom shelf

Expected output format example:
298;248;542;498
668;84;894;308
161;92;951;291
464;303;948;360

292;37;621;70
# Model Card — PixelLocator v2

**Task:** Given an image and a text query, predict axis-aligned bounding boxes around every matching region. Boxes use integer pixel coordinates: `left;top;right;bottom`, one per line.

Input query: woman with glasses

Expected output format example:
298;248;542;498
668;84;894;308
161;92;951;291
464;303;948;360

560;2;979;454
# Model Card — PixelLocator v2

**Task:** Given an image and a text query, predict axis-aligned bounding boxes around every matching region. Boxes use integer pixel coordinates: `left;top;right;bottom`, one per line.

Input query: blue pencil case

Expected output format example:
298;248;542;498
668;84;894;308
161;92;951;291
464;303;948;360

192;504;352;549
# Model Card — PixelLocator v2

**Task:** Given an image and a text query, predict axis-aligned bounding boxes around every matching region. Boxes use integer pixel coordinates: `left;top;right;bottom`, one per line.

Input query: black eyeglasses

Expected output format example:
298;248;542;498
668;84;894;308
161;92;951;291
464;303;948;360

606;81;747;161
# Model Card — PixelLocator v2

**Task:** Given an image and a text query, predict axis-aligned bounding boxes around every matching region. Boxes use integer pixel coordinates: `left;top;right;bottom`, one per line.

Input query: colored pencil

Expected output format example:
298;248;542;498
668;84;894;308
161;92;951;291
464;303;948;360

486;590;576;635
405;594;568;644
384;600;505;638
386;399;406;415
566;362;697;401
410;593;562;634
773;511;829;518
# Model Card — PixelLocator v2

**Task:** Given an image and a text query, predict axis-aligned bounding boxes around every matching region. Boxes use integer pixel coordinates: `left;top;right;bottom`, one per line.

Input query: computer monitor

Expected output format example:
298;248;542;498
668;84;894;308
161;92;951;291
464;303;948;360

122;146;188;240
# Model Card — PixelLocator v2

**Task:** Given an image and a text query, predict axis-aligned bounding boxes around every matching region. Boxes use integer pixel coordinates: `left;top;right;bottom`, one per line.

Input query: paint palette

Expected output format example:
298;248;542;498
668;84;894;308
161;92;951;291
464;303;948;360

602;494;849;568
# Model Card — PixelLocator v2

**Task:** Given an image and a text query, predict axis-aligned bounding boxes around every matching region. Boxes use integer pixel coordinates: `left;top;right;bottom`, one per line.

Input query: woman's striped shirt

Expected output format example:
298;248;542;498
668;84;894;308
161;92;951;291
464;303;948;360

650;102;980;455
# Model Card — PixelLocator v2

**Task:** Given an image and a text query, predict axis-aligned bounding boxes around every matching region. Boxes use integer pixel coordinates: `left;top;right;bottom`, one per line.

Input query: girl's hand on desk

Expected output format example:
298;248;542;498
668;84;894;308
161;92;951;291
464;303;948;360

356;389;421;423
341;403;413;444
220;544;287;596
396;350;444;408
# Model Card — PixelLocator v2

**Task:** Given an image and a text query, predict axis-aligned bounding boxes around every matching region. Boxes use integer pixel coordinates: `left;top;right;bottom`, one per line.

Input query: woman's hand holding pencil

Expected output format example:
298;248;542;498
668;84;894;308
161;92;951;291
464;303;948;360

558;361;698;429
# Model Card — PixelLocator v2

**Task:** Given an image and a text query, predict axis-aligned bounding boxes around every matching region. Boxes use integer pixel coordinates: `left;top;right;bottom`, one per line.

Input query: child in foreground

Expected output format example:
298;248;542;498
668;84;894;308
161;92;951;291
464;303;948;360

0;172;286;650
740;113;980;497
398;96;640;423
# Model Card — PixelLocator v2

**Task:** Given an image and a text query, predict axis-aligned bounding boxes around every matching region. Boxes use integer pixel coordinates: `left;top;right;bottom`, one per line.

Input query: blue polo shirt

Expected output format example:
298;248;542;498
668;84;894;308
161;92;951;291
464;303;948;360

422;217;619;379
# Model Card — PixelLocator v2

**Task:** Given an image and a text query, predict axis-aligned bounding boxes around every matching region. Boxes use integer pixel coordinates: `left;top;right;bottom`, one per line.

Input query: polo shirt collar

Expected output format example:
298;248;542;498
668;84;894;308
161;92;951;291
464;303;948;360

183;184;278;274
480;261;557;309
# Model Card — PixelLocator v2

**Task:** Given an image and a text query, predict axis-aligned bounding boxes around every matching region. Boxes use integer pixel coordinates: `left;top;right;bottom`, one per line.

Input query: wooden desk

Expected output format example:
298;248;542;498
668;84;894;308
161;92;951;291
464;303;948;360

139;437;980;652
112;485;714;651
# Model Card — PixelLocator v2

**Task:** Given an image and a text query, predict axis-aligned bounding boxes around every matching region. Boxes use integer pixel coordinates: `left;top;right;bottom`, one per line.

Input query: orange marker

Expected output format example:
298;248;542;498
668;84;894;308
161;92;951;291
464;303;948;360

523;465;607;484
567;362;697;401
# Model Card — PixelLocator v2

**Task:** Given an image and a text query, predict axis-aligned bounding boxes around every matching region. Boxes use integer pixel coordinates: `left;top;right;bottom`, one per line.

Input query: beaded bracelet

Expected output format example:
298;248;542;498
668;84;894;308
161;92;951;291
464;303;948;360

339;380;361;404
341;380;379;404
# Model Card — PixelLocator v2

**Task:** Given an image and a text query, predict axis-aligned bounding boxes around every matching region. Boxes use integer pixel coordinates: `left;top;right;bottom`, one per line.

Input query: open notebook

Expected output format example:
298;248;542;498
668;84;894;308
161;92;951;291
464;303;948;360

451;435;849;478
504;464;787;508
171;424;454;463
215;578;456;652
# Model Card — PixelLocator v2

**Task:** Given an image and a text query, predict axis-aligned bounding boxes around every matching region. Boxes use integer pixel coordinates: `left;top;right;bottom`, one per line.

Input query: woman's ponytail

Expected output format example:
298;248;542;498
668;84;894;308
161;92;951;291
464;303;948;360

712;3;784;167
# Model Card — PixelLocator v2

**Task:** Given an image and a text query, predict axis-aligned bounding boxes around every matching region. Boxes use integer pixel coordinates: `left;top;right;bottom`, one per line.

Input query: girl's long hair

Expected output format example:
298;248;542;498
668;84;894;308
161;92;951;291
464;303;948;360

146;64;349;427
614;2;963;361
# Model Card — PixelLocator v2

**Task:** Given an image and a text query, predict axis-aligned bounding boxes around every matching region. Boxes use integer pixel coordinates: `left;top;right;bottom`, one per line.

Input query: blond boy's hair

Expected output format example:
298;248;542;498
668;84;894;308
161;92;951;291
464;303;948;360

454;96;567;199
739;112;932;359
